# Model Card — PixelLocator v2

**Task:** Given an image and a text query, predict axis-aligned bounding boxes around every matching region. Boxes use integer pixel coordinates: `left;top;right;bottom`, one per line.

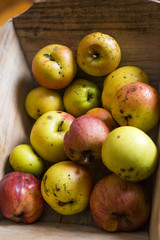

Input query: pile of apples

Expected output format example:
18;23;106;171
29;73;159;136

0;32;160;232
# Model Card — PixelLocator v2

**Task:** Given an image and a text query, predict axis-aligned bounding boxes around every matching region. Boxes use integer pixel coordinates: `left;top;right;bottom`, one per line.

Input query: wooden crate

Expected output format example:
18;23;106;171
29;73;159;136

0;0;160;239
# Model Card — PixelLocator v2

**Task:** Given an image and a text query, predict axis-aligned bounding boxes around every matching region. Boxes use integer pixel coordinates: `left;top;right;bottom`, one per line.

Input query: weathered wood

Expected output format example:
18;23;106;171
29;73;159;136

0;219;149;240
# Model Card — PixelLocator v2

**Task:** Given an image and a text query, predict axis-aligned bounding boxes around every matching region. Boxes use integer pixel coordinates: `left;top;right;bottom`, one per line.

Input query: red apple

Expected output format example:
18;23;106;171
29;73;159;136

64;115;110;165
86;107;118;131
0;172;45;224
90;174;150;232
111;82;160;132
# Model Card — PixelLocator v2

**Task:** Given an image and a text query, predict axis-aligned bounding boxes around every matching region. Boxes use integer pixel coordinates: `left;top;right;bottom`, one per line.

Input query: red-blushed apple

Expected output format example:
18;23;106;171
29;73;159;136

0;171;45;224
86;107;118;131
90;174;150;232
64;115;110;165
102;66;149;111
111;82;160;132
41;160;93;215
32;44;77;89
30;110;75;163
77;32;121;76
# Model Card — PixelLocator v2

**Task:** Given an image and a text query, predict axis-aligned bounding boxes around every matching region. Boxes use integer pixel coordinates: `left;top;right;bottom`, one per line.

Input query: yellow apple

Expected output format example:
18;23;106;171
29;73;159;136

30;111;75;163
63;78;100;117
9;144;45;176
102;66;149;111
41;161;93;215
32;44;77;89
25;86;64;120
77;32;121;76
102;126;158;182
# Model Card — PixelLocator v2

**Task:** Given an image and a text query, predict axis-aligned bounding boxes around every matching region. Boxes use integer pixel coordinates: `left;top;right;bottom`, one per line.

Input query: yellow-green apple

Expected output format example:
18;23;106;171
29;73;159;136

76;32;121;76
101;126;158;182
86;107;118;131
0;172;45;223
9;144;45;176
111;82;160;132
25;86;64;119
64;115;110;165
102;66;149;111
41;160;93;215
30;110;75;163
32;44;77;89
63;79;100;117
90;174;150;232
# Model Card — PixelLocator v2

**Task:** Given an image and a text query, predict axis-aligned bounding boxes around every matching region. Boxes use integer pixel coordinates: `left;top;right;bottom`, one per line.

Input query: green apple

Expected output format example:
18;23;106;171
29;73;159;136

102;66;149;111
77;32;121;76
41;161;93;215
30;110;75;163
32;44;77;89
111;82;160;132
25;86;64;120
9;144;45;176
101;126;158;182
63;79;100;117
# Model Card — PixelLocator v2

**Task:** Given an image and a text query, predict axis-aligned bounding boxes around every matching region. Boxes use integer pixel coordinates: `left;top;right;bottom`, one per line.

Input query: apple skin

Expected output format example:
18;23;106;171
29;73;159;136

32;44;77;89
86;107;118;131
111;82;160;132
63;79;100;117
102;66;149;111
9;144;45;176
90;174;150;232
101;126;158;182
41;161;93;215
0;172;45;224
30;110;75;163
77;32;121;76
64;115;110;165
25;86;64;120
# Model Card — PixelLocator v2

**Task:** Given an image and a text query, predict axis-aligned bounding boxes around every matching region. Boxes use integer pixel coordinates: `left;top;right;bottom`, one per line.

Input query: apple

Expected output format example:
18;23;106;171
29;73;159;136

0;171;45;224
63;78;100;117
86;107;118;131
9;144;45;176
102;66;149;111
90;174;150;232
64;115;110;165
101;126;158;182
76;32;121;76
30;110;75;163
32;44;77;89
25;86;64;120
41;160;93;215
111;82;160;132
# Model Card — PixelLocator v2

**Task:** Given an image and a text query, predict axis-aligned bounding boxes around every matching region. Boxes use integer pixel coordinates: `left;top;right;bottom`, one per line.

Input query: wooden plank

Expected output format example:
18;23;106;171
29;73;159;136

0;21;34;179
0;220;149;240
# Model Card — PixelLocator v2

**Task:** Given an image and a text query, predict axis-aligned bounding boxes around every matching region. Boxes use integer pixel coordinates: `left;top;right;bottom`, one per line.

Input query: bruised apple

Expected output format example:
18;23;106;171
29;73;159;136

102;126;158;182
86;107;118;131
102;66;149;111
32;44;77;89
25;86;64;120
90;174;150;232
64;115;110;165
30;111;75;163
77;32;121;76
41;161;93;215
0;172;45;224
111;82;160;132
